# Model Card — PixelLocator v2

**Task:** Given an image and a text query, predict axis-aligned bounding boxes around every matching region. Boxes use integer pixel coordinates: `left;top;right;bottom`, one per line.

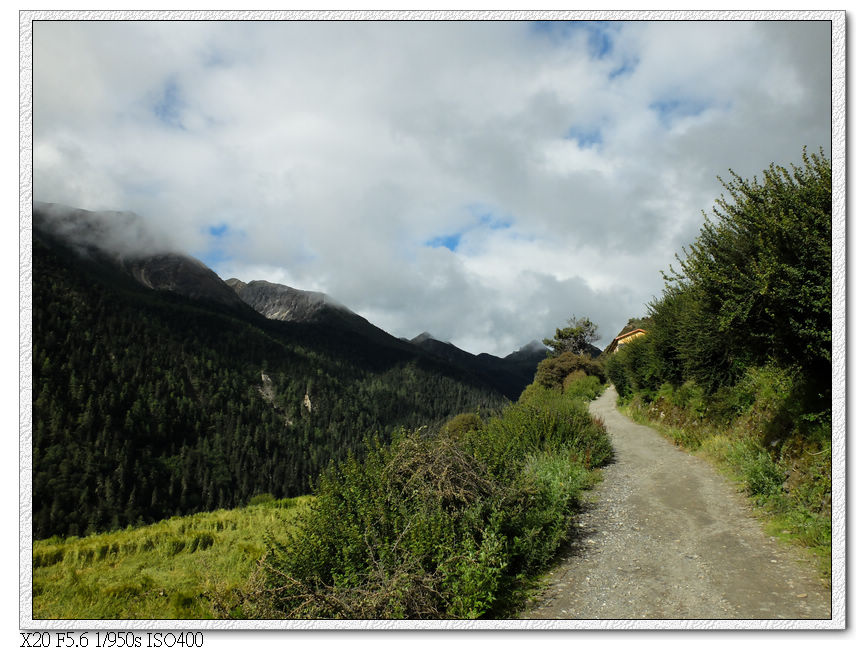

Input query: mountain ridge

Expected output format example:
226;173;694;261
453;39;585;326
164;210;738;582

225;276;547;400
32;209;511;537
34;202;545;365
33;202;249;311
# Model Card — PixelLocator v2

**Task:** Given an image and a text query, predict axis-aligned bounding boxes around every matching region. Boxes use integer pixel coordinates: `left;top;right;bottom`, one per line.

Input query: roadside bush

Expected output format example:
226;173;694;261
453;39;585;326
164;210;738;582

740;446;786;502
440;412;484;441
705;384;755;424
465;386;612;481
672;381;707;419
604;350;630;400
253;433;506;619
534;352;605;391
252;385;611;619
564;375;603;403
604;335;660;400
652;149;831;396
561;369;587;392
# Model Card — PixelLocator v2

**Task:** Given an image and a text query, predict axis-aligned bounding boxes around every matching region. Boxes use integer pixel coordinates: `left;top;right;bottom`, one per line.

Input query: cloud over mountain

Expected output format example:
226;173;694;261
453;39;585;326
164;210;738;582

32;19;831;355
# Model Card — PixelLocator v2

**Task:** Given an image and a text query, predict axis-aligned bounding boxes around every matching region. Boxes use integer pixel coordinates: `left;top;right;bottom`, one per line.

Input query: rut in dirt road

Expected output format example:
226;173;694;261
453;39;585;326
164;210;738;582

521;386;830;620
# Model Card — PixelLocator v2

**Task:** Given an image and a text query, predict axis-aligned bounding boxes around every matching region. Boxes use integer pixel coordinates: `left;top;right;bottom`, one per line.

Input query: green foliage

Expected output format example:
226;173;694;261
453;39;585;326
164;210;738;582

563;375;604;403
32;497;311;619
33;237;508;539
250;386;610;619
603;334;662;401
604;151;831;478
606;151;832;578
561;369;587;390
534;351;606;391
610;150;830;404
440;412;484;441
542;316;600;357
654;148;831;394
737;445;786;502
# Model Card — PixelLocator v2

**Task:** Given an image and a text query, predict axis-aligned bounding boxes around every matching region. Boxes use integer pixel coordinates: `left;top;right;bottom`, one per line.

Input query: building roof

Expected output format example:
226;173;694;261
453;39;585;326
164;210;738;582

613;328;647;342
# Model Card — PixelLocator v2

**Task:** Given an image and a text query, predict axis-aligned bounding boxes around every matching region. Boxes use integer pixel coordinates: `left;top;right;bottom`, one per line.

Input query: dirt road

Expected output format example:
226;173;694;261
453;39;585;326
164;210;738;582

521;386;830;620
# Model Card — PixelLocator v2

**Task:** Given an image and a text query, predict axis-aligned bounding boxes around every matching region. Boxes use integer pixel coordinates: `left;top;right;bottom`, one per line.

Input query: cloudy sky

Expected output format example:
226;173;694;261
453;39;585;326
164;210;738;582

32;18;831;356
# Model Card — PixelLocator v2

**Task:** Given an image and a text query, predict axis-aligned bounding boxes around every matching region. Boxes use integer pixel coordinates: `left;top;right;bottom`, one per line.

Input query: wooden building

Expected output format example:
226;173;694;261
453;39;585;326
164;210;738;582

611;328;647;352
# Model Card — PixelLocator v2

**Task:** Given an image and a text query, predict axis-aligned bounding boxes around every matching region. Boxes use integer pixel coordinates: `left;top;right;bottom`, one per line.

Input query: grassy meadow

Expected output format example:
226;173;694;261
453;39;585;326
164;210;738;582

32;495;312;619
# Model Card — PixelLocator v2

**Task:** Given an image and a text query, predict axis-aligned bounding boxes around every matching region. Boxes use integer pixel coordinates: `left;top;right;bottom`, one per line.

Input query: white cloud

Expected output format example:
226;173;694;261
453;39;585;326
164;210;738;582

32;19;831;355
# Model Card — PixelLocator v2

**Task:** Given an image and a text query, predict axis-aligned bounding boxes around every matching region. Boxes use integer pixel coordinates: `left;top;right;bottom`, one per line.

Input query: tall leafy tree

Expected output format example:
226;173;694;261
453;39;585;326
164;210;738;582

652;147;831;394
543;316;600;357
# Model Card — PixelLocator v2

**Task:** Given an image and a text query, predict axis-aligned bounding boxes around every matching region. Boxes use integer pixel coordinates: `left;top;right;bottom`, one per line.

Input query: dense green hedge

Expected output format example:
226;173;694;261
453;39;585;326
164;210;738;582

644;148;829;397
534;351;606;390
606;149;830;429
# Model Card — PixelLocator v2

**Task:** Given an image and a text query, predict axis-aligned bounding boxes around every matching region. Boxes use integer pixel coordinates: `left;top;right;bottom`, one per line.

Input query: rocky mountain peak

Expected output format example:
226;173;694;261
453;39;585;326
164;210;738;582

227;279;341;322
410;332;437;345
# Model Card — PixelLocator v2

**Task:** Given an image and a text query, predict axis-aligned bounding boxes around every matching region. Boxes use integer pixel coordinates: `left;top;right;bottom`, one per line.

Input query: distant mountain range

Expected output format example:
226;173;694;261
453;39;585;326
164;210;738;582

30;202;549;537
33;202;548;396
220;279;548;400
405;332;548;401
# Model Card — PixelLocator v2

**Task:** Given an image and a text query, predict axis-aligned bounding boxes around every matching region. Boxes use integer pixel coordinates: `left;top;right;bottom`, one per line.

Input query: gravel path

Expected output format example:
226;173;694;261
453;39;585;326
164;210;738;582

521;386;830;620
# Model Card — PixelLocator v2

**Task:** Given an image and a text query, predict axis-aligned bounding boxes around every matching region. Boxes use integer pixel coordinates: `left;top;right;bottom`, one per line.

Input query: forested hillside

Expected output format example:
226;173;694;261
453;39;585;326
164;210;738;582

32;229;510;539
409;333;548;401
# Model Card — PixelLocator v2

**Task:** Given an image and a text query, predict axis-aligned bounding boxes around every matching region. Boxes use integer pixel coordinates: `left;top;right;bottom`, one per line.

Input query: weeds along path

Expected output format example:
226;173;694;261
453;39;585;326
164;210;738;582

521;386;830;620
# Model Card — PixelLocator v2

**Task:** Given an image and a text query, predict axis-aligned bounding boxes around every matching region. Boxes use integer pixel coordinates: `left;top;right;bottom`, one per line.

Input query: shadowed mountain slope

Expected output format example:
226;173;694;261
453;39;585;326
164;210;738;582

31;203;510;538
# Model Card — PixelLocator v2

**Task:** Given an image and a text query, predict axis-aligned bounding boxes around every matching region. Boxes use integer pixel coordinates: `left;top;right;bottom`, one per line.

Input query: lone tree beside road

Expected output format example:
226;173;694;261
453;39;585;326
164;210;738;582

543;316;600;357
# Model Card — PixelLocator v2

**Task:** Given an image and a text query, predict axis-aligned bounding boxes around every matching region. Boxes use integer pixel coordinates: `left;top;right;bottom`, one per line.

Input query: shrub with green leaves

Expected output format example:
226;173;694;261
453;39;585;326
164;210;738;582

651;148;831;395
741;448;786;502
564;375;603;403
604;334;660;401
440;412;484;441
253;433;509;618
251;385;611;619
534;351;606;391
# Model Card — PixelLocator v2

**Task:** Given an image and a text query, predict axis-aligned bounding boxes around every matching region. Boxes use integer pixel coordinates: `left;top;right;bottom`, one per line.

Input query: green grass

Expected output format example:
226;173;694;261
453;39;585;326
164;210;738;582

32;496;312;619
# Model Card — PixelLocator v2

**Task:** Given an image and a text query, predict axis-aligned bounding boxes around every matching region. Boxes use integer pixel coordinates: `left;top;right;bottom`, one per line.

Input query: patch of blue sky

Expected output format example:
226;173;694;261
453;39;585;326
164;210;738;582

468;204;513;231
195;223;236;268
209;223;229;237
650;98;712;128
566;125;603;149
197;247;231;270
424;204;519;252
153;79;185;130
608;56;639;80
529;21;618;59
425;232;463;252
478;213;512;230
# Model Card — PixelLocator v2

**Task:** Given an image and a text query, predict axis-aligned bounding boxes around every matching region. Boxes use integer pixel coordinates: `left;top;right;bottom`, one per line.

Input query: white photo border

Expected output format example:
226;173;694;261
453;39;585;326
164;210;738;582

18;8;847;631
